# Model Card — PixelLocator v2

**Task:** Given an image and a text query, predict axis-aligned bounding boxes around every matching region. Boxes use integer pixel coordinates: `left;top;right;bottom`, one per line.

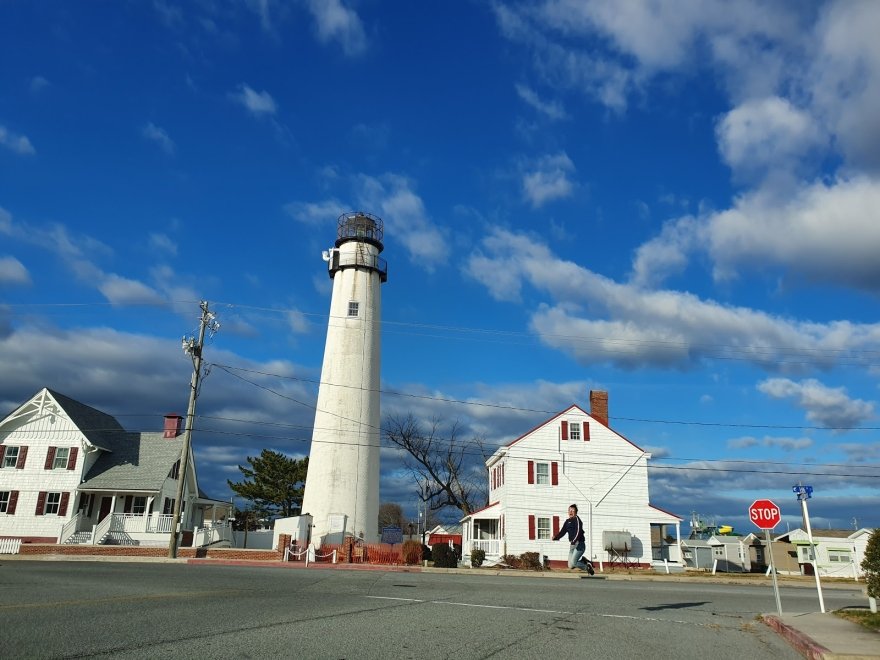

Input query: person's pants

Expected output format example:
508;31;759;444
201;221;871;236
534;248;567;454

568;542;588;569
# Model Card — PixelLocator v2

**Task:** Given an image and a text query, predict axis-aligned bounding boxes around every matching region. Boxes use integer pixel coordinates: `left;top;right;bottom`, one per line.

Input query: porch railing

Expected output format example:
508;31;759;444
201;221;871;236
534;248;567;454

59;513;81;544
470;539;501;556
192;521;233;547
93;514;112;545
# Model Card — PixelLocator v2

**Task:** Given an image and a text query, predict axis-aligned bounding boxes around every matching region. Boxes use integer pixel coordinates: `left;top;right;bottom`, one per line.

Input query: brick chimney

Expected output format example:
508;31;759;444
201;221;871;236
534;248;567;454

163;414;183;438
589;390;608;426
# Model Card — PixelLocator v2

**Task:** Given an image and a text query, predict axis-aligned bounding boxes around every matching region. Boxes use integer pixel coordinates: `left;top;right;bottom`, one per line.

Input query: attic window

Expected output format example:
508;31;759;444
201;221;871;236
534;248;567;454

53;447;70;470
2;446;19;468
569;423;581;441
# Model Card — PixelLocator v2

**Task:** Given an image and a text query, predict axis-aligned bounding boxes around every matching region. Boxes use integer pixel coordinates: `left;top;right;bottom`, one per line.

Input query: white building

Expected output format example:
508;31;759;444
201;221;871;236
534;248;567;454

461;391;681;570
0;388;229;547
301;212;388;545
777;527;874;579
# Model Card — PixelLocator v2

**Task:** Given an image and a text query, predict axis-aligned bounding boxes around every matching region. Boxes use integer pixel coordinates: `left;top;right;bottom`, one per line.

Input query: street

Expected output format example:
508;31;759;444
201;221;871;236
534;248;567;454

0;561;866;659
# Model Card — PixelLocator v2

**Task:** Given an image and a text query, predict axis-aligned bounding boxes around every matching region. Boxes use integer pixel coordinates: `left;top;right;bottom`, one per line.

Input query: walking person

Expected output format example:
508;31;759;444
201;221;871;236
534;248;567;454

553;504;595;574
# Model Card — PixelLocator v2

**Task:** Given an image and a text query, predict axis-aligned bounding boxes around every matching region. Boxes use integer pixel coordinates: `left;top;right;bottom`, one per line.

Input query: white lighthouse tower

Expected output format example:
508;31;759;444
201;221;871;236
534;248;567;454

301;211;388;545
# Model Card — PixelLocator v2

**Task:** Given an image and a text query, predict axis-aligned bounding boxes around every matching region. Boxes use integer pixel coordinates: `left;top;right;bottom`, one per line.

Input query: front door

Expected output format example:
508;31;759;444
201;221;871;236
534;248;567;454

98;497;112;522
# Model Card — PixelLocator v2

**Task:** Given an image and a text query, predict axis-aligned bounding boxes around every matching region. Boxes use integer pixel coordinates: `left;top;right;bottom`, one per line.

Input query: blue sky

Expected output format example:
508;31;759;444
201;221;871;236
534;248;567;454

2;1;879;534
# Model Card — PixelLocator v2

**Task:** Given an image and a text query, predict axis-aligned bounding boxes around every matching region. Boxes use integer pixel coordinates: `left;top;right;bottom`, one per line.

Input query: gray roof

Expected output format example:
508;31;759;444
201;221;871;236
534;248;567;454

48;389;130;452
79;432;184;492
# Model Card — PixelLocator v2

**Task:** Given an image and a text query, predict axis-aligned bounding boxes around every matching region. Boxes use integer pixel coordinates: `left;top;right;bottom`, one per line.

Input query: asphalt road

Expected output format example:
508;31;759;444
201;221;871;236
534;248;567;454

0;561;866;659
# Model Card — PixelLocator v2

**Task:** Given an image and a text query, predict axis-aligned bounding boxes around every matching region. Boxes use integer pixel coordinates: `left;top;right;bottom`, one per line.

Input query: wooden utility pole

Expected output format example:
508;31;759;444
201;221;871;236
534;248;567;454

167;301;218;559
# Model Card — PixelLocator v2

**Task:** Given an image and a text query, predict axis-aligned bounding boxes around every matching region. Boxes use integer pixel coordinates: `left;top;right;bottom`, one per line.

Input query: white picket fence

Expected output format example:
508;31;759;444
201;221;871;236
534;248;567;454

0;538;22;554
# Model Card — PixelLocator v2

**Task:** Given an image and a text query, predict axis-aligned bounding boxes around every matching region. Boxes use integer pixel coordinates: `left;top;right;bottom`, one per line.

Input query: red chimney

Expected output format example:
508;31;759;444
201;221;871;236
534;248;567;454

163;414;183;438
589;390;608;426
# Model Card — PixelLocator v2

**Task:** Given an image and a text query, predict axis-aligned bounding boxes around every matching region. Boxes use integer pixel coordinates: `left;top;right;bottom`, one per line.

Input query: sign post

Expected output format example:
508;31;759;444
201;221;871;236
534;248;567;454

794;484;825;613
749;499;783;615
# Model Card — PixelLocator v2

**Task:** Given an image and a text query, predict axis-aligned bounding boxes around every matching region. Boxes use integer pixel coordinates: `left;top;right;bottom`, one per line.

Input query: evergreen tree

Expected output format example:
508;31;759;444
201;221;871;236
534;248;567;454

228;450;308;518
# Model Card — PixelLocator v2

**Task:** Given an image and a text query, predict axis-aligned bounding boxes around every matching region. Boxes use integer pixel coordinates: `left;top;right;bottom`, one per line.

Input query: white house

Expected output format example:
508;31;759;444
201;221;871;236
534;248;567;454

460;391;682;570
776;528;874;579
0;388;230;547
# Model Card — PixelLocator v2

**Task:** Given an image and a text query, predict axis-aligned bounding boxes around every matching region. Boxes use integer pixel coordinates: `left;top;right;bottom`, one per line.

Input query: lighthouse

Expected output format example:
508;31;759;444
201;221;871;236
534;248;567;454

301;211;388;544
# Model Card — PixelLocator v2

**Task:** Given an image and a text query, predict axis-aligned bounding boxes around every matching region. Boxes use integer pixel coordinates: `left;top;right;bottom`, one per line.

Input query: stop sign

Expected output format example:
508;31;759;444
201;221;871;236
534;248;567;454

749;499;782;529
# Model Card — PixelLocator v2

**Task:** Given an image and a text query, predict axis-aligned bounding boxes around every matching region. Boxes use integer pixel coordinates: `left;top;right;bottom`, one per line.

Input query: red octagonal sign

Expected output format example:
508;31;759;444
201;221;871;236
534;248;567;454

749;499;782;529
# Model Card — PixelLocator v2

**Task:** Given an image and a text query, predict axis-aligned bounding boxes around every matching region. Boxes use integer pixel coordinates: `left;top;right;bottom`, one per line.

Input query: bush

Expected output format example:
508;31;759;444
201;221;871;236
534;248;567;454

421;544;432;562
402;540;423;565
471;547;486;567
433;543;458;568
519;552;544;570
862;528;880;598
501;554;521;569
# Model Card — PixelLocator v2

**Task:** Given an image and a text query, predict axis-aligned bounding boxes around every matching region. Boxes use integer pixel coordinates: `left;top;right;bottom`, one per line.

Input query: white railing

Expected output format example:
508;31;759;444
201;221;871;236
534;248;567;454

192;522;233;547
93;515;112;544
0;538;22;554
59;513;82;544
471;539;501;556
148;514;174;533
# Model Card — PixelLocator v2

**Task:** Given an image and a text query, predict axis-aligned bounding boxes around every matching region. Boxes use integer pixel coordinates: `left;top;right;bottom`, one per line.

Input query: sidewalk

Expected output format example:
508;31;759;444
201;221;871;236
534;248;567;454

763;612;880;659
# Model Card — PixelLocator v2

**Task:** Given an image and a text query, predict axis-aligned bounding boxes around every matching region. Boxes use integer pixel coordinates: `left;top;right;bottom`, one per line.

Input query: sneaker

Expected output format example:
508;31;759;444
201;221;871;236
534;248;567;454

587;565;595;576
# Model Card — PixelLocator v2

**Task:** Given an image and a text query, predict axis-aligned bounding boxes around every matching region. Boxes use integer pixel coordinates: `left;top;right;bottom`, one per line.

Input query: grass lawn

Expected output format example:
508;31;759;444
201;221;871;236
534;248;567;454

835;608;880;632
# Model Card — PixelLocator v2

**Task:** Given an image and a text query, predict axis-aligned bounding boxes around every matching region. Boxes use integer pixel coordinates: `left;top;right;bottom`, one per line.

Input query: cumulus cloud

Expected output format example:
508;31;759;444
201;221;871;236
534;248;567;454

230;84;277;117
758;378;875;430
0;125;35;155
305;0;367;56
142;122;176;154
522;152;576;207
0;256;31;286
631;177;880;291
465;227;880;371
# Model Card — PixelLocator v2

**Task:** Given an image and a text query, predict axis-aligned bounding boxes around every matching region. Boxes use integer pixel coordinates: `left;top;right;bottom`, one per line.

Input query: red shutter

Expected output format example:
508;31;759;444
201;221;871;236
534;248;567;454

528;515;535;540
553;515;560;537
551;461;559;486
67;447;78;470
44;447;56;470
0;446;5;464
584;422;590;442
124;496;133;513
16;446;27;469
7;491;18;515
561;420;569;440
527;460;534;484
59;492;70;517
35;491;47;515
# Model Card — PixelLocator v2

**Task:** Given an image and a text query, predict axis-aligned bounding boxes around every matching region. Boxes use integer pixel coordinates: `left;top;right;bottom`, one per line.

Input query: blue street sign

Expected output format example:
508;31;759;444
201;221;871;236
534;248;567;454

792;485;813;499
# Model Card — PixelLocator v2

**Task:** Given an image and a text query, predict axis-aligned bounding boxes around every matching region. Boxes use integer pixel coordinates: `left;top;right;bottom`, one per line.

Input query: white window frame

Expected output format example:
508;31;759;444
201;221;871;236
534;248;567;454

535;462;550;485
569;422;581;441
798;546;816;562
828;550;851;563
2;446;19;468
45;492;61;515
53;447;70;470
132;496;147;515
348;301;359;317
0;491;9;513
536;516;551;540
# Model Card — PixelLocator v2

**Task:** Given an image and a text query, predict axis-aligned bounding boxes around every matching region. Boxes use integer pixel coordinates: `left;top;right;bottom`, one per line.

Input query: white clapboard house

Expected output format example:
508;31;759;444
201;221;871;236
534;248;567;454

461;391;682;570
0;388;230;547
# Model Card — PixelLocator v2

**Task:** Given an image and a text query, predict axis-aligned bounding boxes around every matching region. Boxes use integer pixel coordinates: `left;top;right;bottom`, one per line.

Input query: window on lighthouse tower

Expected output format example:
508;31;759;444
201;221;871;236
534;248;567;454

348;301;359;317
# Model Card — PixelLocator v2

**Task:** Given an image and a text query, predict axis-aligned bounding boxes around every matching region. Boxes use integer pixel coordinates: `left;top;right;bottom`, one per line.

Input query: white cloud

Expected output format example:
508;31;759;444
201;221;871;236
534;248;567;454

522;152;576;208
30;76;49;92
283;199;347;226
758;378;875;430
286;309;311;334
149;233;178;256
356;174;450;271
230;84;277;117
305;0;367;56
515;84;567;120
0;256;31;286
465;227;880;371
142;122;176;155
716;97;826;180
98;274;165;306
0;125;35;155
728;435;814;451
631;176;880;291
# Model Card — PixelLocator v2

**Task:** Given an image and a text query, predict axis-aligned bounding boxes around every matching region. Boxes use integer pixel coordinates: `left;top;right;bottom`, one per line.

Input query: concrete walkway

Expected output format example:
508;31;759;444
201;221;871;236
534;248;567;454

764;612;880;659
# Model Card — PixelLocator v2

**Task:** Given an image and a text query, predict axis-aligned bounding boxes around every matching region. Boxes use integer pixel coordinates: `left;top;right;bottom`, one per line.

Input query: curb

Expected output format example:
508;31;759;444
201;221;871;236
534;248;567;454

762;615;832;660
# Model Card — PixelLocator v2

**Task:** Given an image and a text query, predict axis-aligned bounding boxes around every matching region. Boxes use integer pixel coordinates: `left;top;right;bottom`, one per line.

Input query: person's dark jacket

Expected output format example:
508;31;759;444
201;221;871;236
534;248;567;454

553;515;585;545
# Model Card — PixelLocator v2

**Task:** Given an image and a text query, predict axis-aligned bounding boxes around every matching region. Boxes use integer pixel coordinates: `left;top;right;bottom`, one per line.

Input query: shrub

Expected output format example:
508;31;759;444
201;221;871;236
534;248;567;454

421;544;432;562
501;554;521;569
862;528;880;599
519;552;543;570
433;543;458;568
402;540;423;565
471;547;486;567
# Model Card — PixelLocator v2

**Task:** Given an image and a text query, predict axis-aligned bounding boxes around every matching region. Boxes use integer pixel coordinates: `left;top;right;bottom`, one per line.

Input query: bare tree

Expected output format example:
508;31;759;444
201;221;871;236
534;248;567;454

384;413;490;517
378;502;405;532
